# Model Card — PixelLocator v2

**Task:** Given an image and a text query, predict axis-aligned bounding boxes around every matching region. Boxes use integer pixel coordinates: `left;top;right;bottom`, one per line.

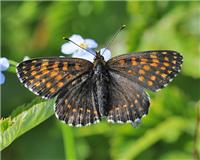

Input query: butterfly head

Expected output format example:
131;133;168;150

94;51;104;61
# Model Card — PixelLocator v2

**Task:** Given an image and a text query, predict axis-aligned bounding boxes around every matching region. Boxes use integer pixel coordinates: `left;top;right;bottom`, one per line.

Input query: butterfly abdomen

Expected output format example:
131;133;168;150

93;61;109;117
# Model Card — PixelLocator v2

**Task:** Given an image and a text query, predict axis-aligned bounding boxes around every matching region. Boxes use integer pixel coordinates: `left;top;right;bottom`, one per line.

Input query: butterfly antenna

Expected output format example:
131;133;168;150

101;24;126;56
63;37;96;56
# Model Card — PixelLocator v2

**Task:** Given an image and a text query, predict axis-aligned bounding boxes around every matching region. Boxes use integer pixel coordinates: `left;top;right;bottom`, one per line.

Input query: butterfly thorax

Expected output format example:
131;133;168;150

93;52;109;116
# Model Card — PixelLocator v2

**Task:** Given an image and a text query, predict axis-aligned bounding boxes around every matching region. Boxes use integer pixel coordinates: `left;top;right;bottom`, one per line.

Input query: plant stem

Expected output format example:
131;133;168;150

7;59;18;73
7;66;16;73
9;60;18;66
193;102;200;160
60;123;76;160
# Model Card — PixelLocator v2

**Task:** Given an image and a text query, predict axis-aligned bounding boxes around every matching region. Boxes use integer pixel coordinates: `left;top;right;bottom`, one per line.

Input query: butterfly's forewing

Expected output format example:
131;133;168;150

107;50;183;91
55;73;101;127
107;71;150;124
16;57;93;99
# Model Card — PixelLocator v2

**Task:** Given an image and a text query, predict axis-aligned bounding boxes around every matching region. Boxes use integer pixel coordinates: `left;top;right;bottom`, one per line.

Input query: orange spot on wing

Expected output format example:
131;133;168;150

119;59;125;66
140;58;148;64
56;75;63;81
31;71;37;76
46;82;52;88
58;82;64;88
131;60;137;66
35;82;41;87
31;66;35;70
42;70;50;75
150;63;158;67
164;57;169;61
150;75;156;81
139;76;145;81
63;62;68;71
156;71;160;75
50;71;58;77
67;104;71;109
50;88;56;93
167;70;172;74
150;54;157;59
139;69;145;75
152;59;159;63
128;70;134;74
172;60;176;64
35;75;41;79
75;63;81;70
134;99;138;104
41;61;49;66
143;65;150;71
161;66;166;70
163;62;170;67
148;80;153;86
140;61;147;64
141;58;148;62
161;74;167;78
42;79;46;83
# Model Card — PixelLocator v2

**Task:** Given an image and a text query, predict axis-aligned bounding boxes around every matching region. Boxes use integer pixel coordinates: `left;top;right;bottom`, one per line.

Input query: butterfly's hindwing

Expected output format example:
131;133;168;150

107;71;150;125
16;57;93;99
55;73;101;127
107;50;183;91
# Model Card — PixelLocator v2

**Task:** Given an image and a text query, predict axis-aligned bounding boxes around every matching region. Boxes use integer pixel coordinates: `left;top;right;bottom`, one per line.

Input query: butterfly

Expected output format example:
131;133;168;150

16;50;183;127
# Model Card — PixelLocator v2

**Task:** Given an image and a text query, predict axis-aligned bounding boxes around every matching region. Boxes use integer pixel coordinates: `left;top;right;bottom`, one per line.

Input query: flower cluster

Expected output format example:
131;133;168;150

0;57;9;85
61;34;111;62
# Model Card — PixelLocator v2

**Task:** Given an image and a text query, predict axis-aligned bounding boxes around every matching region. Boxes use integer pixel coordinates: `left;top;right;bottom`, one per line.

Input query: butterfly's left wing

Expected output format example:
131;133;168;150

16;57;93;99
55;73;101;127
106;50;183;92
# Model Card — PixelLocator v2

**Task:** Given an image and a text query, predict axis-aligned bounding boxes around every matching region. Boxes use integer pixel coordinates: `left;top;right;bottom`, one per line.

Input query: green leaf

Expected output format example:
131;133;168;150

0;99;55;151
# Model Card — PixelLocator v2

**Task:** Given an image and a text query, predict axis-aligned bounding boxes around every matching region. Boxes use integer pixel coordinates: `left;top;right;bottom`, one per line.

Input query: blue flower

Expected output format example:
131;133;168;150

61;34;111;62
0;57;9;85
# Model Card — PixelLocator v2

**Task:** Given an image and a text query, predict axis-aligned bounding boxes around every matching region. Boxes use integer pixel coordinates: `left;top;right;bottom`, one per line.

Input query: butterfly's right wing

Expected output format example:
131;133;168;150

55;73;101;127
106;50;183;92
107;71;150;125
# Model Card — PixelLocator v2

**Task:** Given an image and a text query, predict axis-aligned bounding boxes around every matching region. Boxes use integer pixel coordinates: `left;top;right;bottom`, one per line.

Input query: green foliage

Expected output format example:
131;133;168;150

1;99;55;151
1;1;199;160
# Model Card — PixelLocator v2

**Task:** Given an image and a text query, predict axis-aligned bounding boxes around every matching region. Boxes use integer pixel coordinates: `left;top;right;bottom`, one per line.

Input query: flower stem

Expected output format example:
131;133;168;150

9;60;18;66
7;66;16;73
7;59;18;73
60;123;76;160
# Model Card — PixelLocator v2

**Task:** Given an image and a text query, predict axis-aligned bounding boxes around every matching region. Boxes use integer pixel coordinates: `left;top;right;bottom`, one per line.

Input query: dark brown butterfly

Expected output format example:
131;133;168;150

16;50;183;127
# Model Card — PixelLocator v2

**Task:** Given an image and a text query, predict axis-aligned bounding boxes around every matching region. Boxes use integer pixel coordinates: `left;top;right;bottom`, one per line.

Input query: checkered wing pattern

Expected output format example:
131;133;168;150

16;57;93;99
107;71;150;125
107;50;183;91
55;74;101;127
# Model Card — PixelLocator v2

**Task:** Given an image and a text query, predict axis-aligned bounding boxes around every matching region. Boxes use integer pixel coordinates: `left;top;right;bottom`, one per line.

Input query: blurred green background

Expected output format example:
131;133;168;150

1;1;200;160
